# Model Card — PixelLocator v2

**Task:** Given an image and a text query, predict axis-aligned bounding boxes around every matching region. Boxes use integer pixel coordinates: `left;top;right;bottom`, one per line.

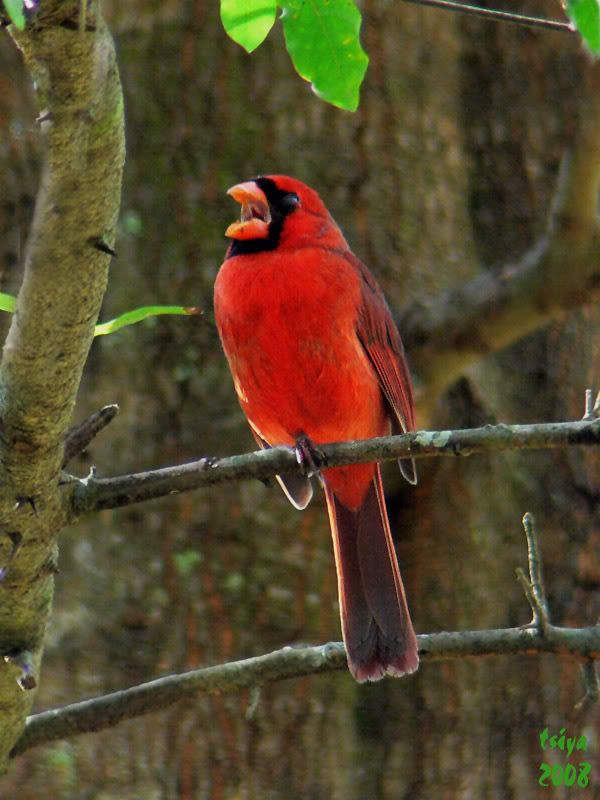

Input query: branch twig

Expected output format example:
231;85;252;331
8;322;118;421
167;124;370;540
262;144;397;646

68;418;600;514
62;404;119;467
11;623;600;758
400;0;572;34
575;659;600;712
517;512;550;631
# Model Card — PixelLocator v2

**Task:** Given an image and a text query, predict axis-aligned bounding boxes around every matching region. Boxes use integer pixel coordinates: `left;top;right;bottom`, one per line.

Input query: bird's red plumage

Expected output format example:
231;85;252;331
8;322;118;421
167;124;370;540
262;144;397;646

214;175;418;680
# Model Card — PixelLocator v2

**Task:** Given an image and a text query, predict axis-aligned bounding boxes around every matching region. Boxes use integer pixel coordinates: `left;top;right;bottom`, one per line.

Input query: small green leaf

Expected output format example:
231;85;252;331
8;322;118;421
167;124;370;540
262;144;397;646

0;293;200;337
567;0;600;55
0;292;17;314
93;305;202;337
221;0;277;52
280;0;368;111
3;0;26;30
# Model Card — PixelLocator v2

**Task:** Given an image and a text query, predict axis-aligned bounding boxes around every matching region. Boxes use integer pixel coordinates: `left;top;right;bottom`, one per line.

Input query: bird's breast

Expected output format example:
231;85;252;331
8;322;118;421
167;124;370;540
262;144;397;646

214;247;387;449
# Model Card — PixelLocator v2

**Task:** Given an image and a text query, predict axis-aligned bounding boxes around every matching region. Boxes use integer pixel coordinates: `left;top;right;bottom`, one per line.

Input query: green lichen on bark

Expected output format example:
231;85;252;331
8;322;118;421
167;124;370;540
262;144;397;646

0;1;124;770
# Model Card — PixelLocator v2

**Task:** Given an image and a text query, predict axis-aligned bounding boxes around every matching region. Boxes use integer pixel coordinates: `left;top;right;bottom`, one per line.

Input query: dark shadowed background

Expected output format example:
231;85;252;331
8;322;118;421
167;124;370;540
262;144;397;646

0;0;598;797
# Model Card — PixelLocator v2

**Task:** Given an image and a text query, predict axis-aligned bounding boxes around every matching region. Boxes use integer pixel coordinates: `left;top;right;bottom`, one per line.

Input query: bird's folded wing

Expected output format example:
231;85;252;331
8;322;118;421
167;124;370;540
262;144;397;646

350;252;417;485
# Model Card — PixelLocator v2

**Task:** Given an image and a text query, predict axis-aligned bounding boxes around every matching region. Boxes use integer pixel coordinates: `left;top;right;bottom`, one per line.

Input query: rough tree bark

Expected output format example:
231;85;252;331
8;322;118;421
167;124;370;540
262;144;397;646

0;0;124;773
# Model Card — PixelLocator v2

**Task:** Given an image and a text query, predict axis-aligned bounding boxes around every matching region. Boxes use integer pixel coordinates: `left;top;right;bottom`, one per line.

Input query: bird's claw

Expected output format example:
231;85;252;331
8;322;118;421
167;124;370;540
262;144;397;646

294;434;325;478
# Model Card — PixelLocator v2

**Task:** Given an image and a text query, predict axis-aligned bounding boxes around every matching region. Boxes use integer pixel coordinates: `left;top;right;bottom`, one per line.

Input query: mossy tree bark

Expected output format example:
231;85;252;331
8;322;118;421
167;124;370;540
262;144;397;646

0;0;124;773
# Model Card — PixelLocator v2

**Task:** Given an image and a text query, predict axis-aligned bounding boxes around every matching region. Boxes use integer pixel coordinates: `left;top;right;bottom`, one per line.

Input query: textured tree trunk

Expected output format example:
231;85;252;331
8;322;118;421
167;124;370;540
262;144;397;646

0;0;597;796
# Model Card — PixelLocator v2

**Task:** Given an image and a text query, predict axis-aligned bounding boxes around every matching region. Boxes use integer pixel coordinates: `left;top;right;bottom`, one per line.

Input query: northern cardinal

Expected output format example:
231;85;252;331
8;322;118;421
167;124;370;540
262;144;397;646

214;175;418;681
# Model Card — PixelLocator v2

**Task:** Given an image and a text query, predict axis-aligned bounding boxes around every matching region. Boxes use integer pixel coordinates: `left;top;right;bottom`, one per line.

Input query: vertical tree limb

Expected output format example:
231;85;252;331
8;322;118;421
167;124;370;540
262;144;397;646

0;2;124;771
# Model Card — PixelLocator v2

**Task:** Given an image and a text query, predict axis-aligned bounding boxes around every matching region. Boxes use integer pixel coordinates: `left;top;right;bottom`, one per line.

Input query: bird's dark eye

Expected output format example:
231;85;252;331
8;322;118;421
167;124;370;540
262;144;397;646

282;192;300;211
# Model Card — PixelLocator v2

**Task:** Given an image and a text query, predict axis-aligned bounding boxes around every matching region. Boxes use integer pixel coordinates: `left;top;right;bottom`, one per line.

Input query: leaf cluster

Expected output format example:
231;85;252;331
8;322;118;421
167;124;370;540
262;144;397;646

220;0;368;111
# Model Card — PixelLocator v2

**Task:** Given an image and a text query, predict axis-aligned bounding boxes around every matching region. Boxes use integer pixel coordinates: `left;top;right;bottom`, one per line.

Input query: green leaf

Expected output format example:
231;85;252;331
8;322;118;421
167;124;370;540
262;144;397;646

567;0;600;55
0;293;200;337
2;0;26;30
93;305;202;337
0;292;17;314
221;0;277;52
280;0;368;111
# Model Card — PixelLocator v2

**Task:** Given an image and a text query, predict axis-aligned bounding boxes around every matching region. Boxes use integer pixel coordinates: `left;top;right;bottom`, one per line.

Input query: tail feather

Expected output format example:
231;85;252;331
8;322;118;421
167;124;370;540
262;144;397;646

325;466;418;682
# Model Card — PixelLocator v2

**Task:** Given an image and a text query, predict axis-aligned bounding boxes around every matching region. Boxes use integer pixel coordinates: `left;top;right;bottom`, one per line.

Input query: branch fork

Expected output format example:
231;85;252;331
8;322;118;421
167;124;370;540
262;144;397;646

516;512;550;633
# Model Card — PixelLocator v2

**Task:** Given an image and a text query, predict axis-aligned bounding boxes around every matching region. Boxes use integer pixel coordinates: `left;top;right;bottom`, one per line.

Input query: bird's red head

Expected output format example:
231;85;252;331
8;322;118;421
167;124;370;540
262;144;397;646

225;175;347;256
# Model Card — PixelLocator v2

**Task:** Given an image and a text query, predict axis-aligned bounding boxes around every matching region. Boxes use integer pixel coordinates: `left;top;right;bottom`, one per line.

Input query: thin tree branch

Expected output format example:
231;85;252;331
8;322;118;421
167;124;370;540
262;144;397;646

575;659;600;712
400;0;572;34
584;388;594;419
584;388;600;420
12;509;598;757
68;418;600;514
11;622;600;758
517;512;550;631
62;405;119;468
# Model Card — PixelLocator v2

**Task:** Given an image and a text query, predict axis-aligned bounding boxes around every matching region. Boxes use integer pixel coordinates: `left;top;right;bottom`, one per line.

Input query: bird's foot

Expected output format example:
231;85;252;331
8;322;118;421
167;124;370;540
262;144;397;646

294;434;325;479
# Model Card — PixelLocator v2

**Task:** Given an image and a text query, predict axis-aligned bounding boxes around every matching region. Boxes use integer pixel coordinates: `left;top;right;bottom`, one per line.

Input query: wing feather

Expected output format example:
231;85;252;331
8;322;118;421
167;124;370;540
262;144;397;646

345;252;417;484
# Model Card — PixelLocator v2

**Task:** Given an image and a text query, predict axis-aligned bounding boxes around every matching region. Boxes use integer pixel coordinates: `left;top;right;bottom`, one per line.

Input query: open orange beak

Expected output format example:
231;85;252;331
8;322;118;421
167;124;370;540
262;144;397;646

225;182;271;240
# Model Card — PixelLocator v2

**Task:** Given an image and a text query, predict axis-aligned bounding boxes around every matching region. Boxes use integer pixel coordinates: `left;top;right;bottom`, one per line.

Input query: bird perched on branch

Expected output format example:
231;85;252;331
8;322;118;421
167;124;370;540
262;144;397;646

214;175;418;681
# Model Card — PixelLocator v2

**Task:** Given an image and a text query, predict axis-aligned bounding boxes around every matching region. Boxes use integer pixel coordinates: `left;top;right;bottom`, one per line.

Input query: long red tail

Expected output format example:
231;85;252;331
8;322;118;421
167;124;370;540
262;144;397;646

324;466;418;682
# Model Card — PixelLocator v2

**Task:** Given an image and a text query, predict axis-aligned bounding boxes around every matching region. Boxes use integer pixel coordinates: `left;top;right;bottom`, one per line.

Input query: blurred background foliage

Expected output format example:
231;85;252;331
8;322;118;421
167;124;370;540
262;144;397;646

0;0;598;797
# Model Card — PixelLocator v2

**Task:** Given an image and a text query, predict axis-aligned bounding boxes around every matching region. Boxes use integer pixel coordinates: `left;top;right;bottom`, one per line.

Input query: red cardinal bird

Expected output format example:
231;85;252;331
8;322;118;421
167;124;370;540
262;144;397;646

214;175;418;681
